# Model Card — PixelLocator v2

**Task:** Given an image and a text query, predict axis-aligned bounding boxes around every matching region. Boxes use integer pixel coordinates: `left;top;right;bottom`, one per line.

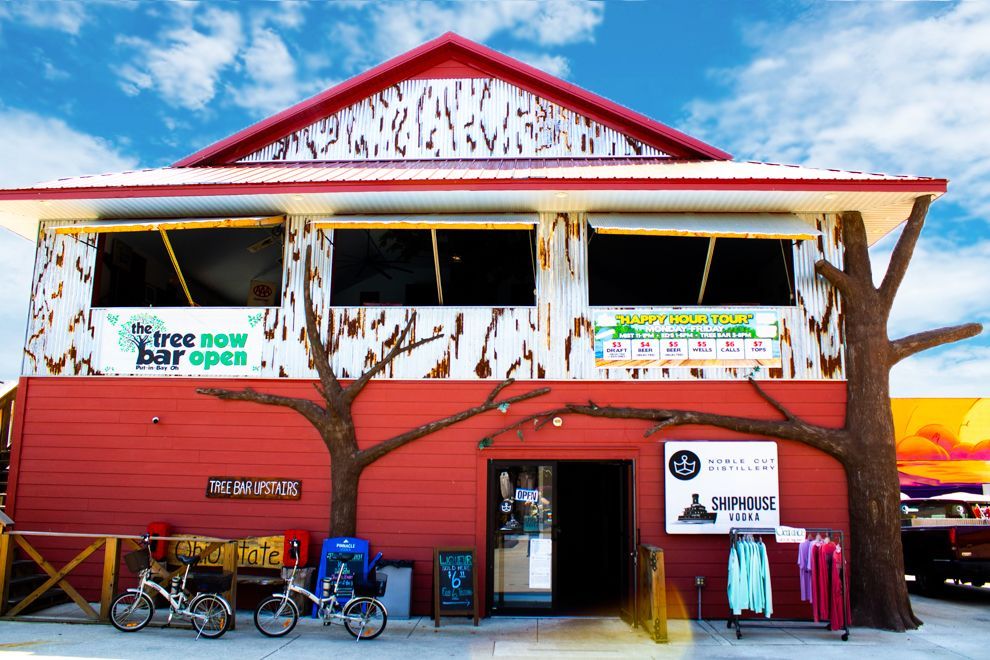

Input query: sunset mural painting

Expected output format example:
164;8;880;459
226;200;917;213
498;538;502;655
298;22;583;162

894;399;990;497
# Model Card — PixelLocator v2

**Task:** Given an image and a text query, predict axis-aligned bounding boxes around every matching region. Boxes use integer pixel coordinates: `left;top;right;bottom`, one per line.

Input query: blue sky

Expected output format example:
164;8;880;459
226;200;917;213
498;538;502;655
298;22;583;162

0;0;987;394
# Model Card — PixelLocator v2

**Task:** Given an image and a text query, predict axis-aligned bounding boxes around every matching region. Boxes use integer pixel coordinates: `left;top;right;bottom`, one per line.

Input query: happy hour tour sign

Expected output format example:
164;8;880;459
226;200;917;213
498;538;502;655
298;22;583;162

97;308;264;376
664;441;780;534
594;308;781;368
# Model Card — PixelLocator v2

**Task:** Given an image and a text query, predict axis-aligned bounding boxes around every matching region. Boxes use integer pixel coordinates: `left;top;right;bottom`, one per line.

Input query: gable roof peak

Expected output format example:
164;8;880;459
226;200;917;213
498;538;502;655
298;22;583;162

174;32;731;167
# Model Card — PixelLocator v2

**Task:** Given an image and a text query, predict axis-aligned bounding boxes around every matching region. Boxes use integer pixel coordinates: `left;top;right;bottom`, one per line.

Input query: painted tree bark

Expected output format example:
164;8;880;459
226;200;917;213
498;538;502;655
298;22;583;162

487;197;982;631
198;246;549;537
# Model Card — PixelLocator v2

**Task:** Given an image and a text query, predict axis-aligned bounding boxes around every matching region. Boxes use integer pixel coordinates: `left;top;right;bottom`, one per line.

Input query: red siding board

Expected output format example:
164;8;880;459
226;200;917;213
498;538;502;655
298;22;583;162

11;376;848;620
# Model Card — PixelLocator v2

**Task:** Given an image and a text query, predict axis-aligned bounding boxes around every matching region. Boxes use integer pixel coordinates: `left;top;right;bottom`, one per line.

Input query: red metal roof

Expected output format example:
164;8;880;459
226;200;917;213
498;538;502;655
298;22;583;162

173;33;733;167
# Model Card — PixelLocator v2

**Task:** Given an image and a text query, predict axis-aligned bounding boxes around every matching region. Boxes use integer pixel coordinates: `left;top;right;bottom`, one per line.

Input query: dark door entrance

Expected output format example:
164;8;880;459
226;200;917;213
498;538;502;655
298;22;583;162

487;460;633;616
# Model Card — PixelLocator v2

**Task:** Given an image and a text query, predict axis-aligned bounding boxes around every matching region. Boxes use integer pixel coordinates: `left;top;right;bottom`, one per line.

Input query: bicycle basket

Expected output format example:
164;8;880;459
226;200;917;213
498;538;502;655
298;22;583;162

124;549;150;575
354;573;387;598
188;572;233;594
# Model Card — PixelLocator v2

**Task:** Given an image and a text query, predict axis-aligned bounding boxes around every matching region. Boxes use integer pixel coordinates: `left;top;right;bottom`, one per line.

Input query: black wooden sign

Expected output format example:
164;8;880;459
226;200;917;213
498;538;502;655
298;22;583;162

433;547;478;627
206;477;302;500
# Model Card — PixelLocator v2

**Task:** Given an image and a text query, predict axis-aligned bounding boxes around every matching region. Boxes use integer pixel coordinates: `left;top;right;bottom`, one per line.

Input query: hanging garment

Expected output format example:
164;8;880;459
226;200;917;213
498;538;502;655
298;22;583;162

759;539;773;617
816;541;837;622
810;541;822;622
748;539;764;614
829;543;848;631
728;543;742;615
797;539;813;602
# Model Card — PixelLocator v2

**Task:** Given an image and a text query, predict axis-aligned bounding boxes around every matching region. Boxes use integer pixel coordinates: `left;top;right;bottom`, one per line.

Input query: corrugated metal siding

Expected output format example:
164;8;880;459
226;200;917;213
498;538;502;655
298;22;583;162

237;79;669;161
9;377;849;618
23;221;99;376
22;214;845;381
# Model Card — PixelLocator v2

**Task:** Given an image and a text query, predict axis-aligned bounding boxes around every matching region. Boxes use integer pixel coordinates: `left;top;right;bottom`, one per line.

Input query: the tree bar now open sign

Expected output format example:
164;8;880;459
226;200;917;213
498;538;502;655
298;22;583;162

206;476;302;500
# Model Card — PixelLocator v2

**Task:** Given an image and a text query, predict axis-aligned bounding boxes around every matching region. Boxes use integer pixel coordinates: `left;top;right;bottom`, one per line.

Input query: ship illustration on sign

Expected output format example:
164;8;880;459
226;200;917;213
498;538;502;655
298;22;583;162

677;494;717;524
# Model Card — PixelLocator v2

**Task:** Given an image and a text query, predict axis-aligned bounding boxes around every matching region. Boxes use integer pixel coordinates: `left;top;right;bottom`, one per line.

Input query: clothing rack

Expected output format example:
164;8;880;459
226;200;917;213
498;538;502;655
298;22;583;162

727;527;850;642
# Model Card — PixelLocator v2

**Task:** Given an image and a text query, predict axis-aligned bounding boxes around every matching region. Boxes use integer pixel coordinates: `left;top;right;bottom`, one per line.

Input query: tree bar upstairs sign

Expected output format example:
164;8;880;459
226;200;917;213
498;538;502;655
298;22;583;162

207;477;302;500
434;547;478;627
594;308;781;368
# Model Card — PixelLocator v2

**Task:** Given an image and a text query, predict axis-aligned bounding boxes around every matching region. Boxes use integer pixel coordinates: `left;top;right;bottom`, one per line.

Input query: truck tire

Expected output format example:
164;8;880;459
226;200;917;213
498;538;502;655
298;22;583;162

915;572;945;596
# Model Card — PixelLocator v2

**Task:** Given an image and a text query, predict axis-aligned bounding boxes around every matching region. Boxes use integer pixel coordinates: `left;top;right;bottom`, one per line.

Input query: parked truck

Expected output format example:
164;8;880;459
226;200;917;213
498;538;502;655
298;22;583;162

901;495;990;594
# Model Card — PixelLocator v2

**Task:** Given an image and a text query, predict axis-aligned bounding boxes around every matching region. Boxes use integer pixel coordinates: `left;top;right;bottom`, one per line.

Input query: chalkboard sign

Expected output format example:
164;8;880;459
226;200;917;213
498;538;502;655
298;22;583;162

433;547;478;627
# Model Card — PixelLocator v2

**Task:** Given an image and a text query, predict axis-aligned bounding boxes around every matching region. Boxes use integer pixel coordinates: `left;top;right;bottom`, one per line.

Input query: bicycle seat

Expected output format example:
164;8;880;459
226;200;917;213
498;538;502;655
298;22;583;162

176;554;200;565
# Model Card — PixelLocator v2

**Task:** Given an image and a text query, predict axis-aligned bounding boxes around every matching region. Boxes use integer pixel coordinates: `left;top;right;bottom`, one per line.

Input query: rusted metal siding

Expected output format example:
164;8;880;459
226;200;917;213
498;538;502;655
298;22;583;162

23;221;99;376
22;213;844;381
238;79;668;162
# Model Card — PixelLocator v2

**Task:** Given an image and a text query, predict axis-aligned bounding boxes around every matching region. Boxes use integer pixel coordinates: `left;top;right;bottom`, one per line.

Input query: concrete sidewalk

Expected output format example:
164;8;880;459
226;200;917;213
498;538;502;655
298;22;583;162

0;585;986;659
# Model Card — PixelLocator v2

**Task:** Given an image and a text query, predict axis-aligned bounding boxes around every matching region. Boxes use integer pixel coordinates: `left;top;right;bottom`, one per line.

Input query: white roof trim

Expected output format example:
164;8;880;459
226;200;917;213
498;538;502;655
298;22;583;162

587;213;821;240
310;214;537;230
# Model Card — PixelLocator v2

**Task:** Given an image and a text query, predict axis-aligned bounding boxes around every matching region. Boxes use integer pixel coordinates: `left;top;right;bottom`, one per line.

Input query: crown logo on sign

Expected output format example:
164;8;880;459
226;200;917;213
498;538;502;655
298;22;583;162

673;455;697;477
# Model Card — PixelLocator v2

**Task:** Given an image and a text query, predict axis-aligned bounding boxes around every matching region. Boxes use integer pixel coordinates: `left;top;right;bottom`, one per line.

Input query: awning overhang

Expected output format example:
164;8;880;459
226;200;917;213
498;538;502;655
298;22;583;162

310;214;537;230
587;213;821;240
53;215;285;235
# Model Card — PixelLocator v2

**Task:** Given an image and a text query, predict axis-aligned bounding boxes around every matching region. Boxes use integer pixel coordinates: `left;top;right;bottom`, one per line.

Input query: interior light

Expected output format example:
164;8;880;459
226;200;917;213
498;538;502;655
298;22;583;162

823;193;838;200
554;192;568;199
451;254;463;263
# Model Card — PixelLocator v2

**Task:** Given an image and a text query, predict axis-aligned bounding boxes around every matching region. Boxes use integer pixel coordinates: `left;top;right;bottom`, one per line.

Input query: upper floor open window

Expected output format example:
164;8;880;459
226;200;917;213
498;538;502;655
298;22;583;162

587;213;815;307
56;217;286;308
315;215;537;307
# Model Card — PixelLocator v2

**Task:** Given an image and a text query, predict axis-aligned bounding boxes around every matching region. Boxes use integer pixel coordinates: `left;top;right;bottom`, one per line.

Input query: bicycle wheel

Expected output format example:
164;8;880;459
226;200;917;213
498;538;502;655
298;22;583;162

189;594;231;639
254;596;299;637
109;591;154;632
343;597;387;640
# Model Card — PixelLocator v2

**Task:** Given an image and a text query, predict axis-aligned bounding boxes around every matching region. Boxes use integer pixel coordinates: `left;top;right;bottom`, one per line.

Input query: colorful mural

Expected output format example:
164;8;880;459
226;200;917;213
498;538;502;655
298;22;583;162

893;398;990;497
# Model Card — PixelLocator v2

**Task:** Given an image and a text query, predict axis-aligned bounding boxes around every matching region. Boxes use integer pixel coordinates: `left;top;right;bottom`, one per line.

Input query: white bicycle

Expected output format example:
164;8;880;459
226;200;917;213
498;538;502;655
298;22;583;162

110;534;233;639
253;539;387;640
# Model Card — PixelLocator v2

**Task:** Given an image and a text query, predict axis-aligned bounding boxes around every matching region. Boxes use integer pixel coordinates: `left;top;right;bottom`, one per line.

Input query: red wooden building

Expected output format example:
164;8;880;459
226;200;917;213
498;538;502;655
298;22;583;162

0;34;945;619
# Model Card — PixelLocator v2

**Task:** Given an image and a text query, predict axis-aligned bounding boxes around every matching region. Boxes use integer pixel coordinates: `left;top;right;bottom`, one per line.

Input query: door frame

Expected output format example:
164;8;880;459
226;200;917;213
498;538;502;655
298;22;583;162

484;457;636;616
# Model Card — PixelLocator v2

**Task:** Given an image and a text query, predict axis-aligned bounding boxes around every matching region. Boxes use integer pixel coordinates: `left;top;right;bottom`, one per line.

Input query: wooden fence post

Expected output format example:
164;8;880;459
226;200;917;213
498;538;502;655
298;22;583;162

636;545;668;643
0;531;13;616
100;536;121;621
222;540;239;630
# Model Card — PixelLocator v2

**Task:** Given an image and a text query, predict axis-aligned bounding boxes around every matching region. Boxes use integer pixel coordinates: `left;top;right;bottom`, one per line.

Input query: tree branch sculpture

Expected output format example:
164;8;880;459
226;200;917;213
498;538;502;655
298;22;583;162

485;196;983;631
199;246;550;537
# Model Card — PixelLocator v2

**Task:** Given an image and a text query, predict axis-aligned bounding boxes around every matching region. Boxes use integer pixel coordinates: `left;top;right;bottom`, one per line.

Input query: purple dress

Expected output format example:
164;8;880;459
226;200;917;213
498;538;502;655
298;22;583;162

797;539;813;602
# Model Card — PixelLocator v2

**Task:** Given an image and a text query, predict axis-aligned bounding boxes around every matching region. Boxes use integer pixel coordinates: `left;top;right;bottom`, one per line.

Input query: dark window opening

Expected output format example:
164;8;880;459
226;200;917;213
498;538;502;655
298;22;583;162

588;231;794;307
703;238;794;306
92;227;285;307
330;229;536;307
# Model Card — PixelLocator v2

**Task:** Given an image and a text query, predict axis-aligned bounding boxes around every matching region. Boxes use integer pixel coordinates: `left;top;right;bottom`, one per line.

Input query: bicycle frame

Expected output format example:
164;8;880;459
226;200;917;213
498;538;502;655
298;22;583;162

125;552;232;626
270;559;372;626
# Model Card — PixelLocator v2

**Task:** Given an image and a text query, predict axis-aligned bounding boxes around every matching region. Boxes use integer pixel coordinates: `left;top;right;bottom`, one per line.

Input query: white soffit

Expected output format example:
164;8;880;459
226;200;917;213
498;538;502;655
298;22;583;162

53;215;284;235
310;213;537;230
587;213;821;239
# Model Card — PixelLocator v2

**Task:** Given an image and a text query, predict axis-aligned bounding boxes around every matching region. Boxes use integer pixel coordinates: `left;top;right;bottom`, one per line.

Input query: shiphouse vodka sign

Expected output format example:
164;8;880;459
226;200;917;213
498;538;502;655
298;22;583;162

97;308;264;376
664;441;779;534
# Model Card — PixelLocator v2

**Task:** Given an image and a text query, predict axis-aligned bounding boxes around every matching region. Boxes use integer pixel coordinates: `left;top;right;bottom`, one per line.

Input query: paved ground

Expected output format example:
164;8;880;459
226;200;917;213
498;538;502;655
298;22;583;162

0;584;986;659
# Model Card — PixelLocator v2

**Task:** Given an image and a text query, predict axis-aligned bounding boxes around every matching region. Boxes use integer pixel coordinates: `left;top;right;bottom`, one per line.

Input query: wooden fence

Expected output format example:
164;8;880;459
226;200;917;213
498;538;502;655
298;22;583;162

0;529;241;629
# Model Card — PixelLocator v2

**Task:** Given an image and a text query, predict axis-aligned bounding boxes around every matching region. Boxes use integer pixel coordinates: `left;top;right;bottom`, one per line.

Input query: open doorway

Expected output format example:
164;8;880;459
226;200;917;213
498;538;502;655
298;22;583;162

488;460;633;616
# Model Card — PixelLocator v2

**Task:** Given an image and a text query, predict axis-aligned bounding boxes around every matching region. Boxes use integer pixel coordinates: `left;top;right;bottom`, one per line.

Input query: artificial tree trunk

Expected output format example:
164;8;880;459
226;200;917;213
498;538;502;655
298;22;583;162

486;197;982;631
199;246;550;539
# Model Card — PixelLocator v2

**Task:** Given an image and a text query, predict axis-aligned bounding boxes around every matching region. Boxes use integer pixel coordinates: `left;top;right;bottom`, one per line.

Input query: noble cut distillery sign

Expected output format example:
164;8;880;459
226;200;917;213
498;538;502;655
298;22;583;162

206;476;302;500
664;441;779;534
96;308;264;376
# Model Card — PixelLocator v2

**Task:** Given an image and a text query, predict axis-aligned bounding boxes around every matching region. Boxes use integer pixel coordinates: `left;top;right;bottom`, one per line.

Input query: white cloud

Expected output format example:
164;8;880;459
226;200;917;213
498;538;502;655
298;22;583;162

0;108;137;186
0;109;137;382
507;51;571;79
233;27;332;117
336;0;603;75
686;3;990;219
0;0;88;35
891;343;990;397
116;8;243;111
871;234;990;338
